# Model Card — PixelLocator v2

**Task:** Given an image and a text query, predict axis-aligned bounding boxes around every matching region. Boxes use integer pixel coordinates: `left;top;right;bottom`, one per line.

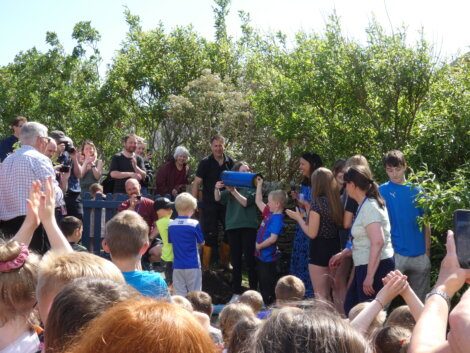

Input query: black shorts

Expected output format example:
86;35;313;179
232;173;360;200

309;236;341;267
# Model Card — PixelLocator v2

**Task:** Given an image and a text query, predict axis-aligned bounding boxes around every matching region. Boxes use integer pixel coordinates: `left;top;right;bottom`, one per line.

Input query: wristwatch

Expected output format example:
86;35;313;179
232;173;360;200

425;288;451;310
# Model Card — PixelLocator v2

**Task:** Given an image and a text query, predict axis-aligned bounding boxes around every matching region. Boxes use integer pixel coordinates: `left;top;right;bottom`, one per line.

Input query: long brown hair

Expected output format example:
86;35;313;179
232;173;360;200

252;304;372;353
343;165;385;208
311;167;344;226
63;298;218;353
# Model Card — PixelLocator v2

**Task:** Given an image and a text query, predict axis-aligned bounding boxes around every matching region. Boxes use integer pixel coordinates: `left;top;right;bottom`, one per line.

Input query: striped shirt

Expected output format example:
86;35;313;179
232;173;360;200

0;145;63;220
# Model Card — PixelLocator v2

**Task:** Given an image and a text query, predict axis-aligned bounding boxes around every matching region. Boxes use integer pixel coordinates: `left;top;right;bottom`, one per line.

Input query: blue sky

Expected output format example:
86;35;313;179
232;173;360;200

1;0;469;75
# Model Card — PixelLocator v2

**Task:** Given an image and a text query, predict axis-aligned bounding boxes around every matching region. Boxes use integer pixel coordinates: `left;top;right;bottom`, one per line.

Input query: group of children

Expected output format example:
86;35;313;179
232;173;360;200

0;147;436;352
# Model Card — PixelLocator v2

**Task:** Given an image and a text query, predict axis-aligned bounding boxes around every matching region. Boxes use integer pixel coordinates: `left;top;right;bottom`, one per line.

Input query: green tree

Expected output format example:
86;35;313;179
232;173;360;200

102;9;211;156
411;55;470;179
0;22;103;151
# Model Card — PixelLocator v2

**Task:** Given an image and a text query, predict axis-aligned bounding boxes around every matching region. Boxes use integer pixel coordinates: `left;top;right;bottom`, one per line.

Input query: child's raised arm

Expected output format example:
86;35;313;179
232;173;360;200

12;180;42;245
255;176;266;212
39;177;73;252
351;272;408;334
383;270;424;321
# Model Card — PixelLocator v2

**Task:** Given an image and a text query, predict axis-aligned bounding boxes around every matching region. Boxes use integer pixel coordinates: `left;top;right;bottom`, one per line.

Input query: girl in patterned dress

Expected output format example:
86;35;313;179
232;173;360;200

289;152;323;298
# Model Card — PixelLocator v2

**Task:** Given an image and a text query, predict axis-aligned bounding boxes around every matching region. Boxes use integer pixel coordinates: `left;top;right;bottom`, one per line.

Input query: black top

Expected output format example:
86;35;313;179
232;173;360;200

0;135;18;162
196;154;234;204
310;196;339;239
345;195;358;214
109;152;145;194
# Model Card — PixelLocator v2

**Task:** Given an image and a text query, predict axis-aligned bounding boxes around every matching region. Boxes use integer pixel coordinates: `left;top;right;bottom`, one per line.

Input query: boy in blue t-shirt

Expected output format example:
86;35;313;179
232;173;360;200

168;192;205;296
379;150;431;300
103;210;169;299
254;176;286;305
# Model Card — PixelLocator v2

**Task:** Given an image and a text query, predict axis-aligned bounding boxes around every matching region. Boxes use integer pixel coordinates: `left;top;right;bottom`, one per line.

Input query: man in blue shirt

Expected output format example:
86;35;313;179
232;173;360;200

379;150;431;300
0;116;27;162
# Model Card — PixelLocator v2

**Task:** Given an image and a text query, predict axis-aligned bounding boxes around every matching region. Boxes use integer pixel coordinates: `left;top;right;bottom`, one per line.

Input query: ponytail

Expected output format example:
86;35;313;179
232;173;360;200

366;182;385;209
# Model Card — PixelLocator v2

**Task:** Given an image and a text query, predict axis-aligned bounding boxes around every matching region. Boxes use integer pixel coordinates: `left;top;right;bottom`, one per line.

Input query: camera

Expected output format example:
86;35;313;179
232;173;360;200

64;143;76;154
59;165;71;173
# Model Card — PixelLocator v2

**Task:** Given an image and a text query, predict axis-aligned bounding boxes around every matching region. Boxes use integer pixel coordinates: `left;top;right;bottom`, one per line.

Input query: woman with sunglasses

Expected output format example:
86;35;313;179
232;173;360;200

342;165;395;315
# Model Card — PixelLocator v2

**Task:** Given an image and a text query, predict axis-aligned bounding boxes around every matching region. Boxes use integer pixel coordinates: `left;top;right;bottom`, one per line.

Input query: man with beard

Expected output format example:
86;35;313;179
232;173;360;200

109;134;146;194
192;134;234;270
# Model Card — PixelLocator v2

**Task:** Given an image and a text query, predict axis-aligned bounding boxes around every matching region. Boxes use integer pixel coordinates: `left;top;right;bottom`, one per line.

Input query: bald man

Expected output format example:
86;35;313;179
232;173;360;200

117;178;160;269
44;139;58;159
117;178;156;234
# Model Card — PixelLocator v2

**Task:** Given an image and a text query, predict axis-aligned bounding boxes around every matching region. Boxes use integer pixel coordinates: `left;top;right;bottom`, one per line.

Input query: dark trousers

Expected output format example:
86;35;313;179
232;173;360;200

0;216;50;255
64;191;83;219
344;257;395;315
201;203;227;247
227;228;258;294
163;260;173;285
257;259;278;305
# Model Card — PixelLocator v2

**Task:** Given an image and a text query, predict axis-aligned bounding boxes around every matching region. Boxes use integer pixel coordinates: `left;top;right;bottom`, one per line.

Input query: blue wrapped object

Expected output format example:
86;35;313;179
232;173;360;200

221;171;260;189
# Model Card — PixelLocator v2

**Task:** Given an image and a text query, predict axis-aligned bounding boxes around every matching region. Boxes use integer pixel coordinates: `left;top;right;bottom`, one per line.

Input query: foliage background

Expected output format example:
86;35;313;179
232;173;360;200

0;1;468;250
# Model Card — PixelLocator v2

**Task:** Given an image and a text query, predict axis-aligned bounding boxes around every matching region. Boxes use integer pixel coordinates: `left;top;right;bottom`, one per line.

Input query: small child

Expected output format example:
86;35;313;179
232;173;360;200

168;192;205;296
153;197;175;285
348;301;386;338
59;216;87;252
171;295;194;312
44;278;139;353
218;303;256;348
37;251;125;324
89;183;103;198
103;210;169;299
254;177;286;305
0;240;41;353
275;275;305;304
374;325;411;353
186;291;223;345
384;305;416;330
238;290;264;314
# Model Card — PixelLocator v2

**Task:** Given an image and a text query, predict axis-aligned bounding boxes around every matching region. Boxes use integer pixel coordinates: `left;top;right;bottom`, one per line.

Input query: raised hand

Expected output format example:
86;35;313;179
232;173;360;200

285;207;303;222
38;176;56;224
25;180;42;228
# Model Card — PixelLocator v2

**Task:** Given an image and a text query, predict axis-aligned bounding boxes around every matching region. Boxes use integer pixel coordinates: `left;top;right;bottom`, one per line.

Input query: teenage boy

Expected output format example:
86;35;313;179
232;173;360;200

254;176;286;305
0;116;27;161
59;216;87;252
168;192;205;296
154;197;175;285
103;210;169;299
379;150;431;300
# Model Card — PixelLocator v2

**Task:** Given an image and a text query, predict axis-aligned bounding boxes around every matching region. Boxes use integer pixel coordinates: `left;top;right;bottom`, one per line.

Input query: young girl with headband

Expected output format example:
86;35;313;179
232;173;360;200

0;240;41;353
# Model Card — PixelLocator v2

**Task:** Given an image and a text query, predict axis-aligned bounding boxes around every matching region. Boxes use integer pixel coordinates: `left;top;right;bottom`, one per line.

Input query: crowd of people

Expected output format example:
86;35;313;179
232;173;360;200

0;116;469;353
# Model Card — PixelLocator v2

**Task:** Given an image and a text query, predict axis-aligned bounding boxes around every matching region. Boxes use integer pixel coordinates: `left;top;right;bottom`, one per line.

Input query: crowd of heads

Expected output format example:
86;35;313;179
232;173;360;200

2;119;469;353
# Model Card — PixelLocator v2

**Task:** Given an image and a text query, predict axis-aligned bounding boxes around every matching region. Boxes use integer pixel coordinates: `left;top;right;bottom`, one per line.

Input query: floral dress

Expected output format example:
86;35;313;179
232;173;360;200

289;184;314;297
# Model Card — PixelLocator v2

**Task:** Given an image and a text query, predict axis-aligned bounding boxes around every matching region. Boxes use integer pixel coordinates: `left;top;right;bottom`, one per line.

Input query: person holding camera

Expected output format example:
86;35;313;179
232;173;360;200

50;131;83;220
